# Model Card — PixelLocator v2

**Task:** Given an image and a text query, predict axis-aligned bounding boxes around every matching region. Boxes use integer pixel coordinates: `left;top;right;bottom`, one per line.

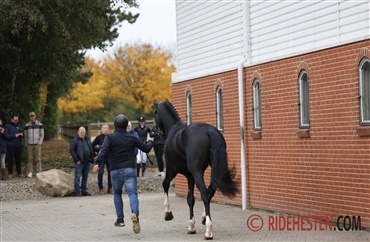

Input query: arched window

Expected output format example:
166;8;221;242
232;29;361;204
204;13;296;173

216;86;223;130
299;70;310;128
359;57;370;125
252;79;262;130
186;91;192;125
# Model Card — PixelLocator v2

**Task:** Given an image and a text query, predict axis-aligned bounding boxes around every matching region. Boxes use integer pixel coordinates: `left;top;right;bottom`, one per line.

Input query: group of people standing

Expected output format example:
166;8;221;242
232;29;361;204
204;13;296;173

0;112;44;180
69;114;166;234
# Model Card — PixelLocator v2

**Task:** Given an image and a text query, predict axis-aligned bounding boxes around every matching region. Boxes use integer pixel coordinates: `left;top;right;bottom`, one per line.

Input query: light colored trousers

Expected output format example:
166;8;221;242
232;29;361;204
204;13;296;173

136;150;147;164
27;145;42;173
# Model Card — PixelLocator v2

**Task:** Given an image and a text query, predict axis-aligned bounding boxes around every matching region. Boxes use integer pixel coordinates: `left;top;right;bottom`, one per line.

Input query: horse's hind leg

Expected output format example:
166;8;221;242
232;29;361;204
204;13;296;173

163;176;174;221
186;175;196;234
192;173;213;240
202;184;216;225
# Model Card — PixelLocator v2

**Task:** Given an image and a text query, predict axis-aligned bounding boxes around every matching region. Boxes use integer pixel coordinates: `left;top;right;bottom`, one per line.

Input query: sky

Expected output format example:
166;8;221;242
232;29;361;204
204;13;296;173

86;0;177;60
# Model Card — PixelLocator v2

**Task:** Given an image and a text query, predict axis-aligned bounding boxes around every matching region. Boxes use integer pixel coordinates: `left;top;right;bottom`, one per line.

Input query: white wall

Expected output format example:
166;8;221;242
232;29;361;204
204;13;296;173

174;0;370;83
175;1;246;82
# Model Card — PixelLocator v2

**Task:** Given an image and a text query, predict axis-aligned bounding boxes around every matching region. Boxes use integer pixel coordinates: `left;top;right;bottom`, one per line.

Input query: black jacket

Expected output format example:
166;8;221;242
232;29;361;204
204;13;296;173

4;122;22;146
150;126;166;146
69;137;94;163
96;129;153;171
92;133;106;156
134;125;151;142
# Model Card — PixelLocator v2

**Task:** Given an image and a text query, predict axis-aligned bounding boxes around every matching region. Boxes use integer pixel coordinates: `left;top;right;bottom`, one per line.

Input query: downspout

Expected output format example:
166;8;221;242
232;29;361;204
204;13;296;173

239;0;250;211
238;57;248;211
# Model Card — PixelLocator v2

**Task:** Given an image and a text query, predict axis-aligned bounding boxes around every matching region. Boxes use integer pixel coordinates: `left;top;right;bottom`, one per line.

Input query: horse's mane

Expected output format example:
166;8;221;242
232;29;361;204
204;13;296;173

162;100;181;122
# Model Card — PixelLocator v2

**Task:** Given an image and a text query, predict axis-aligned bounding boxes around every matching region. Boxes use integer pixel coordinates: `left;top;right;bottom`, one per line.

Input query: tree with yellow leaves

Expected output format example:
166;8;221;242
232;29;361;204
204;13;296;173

58;43;175;120
102;42;175;114
58;58;106;114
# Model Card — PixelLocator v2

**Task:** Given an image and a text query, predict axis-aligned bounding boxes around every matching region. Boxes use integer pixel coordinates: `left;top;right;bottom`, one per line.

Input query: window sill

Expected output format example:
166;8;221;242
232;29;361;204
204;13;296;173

356;126;370;137
297;129;310;138
251;131;262;139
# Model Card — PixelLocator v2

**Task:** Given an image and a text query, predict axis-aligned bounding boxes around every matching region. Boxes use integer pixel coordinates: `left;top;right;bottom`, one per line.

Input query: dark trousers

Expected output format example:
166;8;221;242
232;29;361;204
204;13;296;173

98;159;112;189
7;144;22;175
154;144;164;172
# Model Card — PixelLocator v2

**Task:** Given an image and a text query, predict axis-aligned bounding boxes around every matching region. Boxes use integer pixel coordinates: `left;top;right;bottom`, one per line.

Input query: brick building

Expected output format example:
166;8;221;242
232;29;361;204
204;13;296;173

171;1;370;228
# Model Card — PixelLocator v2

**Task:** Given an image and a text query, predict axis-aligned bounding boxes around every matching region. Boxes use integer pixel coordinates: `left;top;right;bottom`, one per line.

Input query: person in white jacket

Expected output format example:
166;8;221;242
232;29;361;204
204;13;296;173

24;112;44;178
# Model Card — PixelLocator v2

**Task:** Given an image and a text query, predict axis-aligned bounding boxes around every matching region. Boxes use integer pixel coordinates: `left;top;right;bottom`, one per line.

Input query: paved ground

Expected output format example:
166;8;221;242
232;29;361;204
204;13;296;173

1;192;369;241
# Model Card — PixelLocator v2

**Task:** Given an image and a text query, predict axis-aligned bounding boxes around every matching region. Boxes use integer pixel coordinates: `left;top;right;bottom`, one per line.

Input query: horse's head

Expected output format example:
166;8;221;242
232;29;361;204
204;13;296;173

154;100;166;139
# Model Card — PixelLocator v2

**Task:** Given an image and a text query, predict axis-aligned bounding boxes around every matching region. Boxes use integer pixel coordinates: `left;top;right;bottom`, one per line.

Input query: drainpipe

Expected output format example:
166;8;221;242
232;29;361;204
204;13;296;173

238;57;248;211
239;0;250;211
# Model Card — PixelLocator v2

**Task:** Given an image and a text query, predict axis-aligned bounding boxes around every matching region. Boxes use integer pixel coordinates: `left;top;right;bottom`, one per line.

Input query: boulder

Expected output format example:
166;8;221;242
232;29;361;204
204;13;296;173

35;169;74;197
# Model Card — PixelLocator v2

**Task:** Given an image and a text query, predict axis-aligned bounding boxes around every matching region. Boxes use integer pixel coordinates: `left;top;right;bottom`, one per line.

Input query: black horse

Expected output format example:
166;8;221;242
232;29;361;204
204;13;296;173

154;100;238;240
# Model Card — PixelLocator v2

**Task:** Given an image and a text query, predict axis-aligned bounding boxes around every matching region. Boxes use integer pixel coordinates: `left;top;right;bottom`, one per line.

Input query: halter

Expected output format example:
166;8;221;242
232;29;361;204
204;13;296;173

156;123;167;140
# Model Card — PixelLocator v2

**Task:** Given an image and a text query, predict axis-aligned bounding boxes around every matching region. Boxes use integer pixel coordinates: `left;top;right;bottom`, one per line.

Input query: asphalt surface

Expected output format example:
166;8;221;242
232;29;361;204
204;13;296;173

1;192;369;241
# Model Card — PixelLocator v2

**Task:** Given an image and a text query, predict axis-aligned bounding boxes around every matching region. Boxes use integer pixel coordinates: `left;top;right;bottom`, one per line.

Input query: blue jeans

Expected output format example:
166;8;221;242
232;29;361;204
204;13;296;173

98;159;112;190
74;163;90;194
110;168;139;220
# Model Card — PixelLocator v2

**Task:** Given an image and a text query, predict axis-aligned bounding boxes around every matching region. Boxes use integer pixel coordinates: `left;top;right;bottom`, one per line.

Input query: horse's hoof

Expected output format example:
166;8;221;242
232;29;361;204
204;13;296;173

203;235;213;240
187;229;196;234
165;211;174;221
201;216;206;225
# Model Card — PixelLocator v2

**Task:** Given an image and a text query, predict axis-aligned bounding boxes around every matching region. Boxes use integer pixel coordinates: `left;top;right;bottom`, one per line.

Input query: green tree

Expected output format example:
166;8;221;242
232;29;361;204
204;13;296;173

0;0;139;138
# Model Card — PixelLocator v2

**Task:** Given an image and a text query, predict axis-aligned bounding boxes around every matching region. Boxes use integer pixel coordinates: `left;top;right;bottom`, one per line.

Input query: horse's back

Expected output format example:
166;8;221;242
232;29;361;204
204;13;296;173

164;122;224;172
184;123;225;170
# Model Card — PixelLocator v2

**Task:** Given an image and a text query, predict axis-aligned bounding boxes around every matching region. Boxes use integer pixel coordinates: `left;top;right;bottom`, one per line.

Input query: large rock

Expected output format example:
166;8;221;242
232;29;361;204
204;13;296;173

35;169;74;197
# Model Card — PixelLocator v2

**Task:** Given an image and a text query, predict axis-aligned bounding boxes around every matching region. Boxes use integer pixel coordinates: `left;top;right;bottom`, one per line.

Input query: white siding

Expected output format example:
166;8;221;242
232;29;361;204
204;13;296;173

176;0;246;82
175;0;370;83
249;0;370;65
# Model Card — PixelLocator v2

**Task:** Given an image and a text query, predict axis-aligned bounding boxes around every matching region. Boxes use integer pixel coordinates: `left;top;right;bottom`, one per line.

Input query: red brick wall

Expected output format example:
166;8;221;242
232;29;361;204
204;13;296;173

172;40;370;227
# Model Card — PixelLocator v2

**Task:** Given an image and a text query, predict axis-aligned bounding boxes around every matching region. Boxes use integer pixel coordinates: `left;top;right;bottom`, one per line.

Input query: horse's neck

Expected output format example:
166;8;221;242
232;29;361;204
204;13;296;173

163;118;185;134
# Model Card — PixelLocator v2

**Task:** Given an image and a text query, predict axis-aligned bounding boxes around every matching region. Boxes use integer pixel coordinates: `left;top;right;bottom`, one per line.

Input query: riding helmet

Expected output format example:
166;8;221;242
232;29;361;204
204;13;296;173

114;114;128;129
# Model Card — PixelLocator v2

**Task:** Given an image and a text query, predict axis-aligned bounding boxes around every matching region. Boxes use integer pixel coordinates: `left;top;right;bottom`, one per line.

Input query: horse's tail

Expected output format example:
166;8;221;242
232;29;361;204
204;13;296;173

208;129;239;198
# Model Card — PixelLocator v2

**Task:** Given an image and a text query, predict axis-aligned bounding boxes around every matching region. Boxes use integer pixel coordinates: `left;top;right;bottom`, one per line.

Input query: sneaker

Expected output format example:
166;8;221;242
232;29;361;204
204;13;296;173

107;188;113;194
114;218;125;227
18;173;26;178
131;213;141;234
98;189;104;195
157;172;165;177
27;172;33;178
81;191;91;196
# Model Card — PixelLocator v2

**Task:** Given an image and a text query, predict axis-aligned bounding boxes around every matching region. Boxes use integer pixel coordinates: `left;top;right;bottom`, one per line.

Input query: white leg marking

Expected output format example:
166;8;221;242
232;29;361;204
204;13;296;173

164;194;171;213
188;216;196;233
205;216;213;238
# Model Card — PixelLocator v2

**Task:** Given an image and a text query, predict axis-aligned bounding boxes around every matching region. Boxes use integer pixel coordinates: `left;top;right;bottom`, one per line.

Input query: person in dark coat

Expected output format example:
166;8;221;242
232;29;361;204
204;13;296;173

150;125;166;176
134;116;151;177
92;124;112;195
93;114;153;234
4;115;25;178
70;126;94;196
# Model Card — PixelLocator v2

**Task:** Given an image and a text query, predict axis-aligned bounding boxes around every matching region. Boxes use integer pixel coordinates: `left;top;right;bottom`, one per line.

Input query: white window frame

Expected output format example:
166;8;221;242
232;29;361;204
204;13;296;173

299;70;310;128
216;86;224;131
186;91;192;125
252;79;262;130
359;57;370;125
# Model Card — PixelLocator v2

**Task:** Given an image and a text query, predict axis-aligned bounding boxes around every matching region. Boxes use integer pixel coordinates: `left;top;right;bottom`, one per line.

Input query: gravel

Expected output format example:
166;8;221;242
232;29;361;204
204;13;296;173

0;168;173;202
